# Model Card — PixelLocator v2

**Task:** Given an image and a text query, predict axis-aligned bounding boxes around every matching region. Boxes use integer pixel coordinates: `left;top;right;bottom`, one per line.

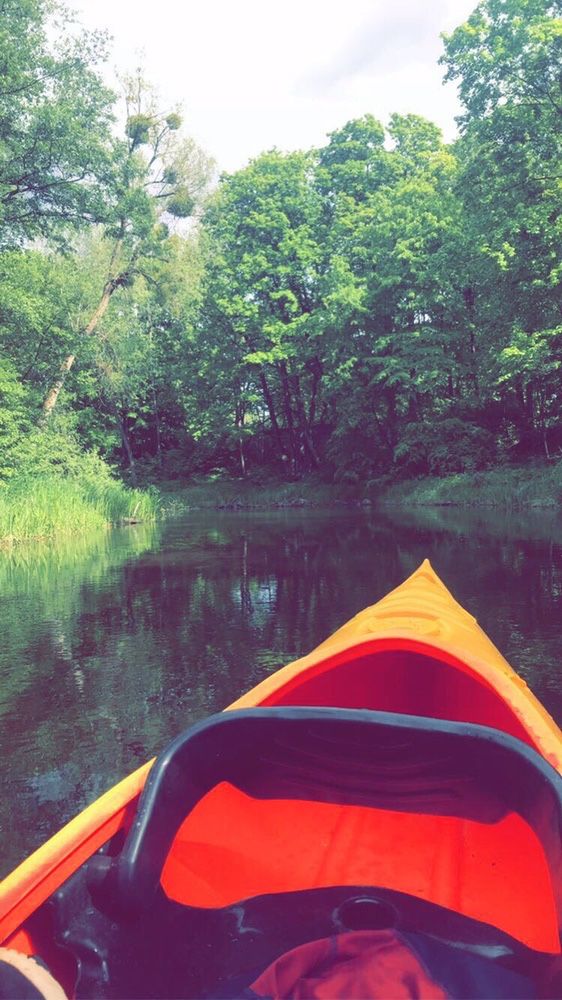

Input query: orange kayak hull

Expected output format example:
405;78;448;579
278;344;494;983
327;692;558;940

1;559;561;963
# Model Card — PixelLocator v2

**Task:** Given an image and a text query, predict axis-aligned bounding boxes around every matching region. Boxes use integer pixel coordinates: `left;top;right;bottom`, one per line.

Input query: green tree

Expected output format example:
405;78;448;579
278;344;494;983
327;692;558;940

0;358;31;478
200;150;334;476
318;116;470;478
0;0;114;248
316;114;390;204
0;249;95;401
442;0;562;456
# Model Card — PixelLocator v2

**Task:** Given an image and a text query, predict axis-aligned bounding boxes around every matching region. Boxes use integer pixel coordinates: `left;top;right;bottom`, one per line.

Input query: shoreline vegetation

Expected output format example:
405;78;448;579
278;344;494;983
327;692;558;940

2;460;562;546
0;474;157;545
378;465;562;511
159;462;562;514
0;428;159;546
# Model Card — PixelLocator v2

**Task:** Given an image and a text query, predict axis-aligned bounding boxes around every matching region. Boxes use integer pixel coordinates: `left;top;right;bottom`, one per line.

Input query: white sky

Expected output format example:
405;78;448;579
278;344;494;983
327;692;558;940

72;0;477;173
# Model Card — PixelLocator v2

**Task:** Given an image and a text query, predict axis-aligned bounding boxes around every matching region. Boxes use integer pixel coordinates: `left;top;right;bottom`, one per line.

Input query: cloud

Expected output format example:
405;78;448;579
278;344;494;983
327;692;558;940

299;0;450;96
71;0;473;171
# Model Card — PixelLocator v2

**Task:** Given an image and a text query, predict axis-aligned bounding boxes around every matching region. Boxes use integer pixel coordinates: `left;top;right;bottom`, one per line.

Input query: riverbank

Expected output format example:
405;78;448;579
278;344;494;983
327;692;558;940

159;463;562;513
380;463;562;509
0;474;157;544
157;479;359;513
4;461;561;545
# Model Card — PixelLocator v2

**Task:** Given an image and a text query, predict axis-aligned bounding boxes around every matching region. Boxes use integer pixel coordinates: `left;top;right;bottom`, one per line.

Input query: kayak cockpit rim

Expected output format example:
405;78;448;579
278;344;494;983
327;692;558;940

228;633;562;772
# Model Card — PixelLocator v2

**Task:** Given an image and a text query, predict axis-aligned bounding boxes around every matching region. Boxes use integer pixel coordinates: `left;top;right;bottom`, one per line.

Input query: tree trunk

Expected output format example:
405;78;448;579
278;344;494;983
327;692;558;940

153;387;162;466
258;369;285;460
407;373;420;422
469;329;479;397
537;388;551;459
525;381;535;433
40;353;76;424
463;286;479;398
307;357;322;429
41;268;122;422
279;361;298;476
117;409;136;480
291;368;319;470
235;400;247;477
384;387;398;449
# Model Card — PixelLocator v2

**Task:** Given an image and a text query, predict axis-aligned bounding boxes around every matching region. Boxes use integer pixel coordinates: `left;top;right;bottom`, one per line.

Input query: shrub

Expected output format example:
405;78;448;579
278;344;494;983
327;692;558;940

0;359;31;479
326;426;390;484
394;419;496;476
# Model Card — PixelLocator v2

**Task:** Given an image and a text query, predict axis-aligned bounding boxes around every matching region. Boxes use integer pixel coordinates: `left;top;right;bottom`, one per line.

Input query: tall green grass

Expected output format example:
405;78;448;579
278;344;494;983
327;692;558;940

0;475;158;544
380;463;562;509
0;425;160;543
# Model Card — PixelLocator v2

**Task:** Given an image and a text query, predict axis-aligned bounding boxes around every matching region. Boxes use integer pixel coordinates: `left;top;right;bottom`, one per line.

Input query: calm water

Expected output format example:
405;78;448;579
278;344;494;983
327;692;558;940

2;505;562;877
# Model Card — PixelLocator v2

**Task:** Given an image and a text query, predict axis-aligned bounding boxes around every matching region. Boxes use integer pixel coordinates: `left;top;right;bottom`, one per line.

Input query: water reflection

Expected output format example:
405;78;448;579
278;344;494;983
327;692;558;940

1;506;562;876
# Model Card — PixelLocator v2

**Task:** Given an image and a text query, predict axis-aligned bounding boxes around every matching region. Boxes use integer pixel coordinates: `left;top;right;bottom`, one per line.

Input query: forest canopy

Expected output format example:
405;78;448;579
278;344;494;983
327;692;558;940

0;0;561;498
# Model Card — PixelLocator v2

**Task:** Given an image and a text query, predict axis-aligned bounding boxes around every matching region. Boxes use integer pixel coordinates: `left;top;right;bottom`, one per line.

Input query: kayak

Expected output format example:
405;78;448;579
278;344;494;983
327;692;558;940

1;559;561;998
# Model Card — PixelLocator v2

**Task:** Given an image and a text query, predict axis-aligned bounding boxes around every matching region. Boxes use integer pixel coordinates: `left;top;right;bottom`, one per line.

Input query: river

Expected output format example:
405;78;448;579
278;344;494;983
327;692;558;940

2;505;562;877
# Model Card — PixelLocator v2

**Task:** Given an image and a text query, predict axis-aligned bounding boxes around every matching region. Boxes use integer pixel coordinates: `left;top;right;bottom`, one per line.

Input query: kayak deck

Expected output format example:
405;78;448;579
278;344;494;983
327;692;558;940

229;560;562;770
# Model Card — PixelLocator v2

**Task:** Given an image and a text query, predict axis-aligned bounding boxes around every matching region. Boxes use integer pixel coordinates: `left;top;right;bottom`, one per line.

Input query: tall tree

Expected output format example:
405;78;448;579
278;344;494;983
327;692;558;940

442;0;562;455
315;115;472;478
199;150;359;476
41;73;214;421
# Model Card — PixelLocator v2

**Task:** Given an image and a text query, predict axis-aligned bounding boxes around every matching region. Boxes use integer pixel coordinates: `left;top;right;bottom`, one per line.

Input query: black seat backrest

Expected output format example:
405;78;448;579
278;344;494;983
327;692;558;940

97;707;562;933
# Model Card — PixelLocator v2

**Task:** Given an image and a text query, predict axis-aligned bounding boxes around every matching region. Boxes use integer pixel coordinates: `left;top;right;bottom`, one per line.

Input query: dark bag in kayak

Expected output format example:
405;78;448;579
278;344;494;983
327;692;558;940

244;930;534;999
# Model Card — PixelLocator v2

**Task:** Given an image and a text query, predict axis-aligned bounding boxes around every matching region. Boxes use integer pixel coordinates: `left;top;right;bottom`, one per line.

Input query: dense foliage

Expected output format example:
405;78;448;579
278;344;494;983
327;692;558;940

0;0;560;518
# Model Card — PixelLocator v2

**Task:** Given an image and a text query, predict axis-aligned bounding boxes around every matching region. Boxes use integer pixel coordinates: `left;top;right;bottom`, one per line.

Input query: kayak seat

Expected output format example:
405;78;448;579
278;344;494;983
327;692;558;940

77;707;562;997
